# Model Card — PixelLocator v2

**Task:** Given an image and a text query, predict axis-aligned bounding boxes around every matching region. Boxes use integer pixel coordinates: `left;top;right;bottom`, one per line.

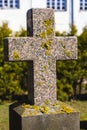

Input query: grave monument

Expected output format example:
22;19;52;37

4;8;80;130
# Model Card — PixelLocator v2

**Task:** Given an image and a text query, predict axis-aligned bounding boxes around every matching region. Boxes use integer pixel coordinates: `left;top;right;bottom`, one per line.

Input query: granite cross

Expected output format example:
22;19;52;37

4;8;77;105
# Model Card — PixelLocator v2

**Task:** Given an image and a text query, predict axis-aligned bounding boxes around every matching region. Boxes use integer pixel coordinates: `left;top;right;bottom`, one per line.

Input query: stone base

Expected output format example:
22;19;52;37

9;102;80;130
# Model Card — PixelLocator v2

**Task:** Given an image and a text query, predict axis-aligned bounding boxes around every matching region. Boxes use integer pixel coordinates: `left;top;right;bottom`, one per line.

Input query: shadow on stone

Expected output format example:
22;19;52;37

9;101;29;130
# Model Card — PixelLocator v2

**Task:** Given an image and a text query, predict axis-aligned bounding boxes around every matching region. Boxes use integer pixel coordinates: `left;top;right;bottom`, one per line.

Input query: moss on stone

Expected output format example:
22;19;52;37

42;42;51;50
40;19;53;57
44;99;50;105
13;51;20;60
37;81;42;87
43;19;53;27
21;100;76;117
45;50;51;56
43;65;48;70
48;59;52;65
40;106;49;114
46;28;53;36
61;105;74;113
64;49;71;57
40;32;46;38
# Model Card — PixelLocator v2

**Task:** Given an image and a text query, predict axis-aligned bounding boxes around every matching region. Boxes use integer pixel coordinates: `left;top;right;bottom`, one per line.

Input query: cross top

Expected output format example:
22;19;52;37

4;8;77;105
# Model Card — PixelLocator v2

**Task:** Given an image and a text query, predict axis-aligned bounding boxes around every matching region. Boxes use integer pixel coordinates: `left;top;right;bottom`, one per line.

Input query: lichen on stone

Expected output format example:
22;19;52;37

61;105;74;113
41;40;52;56
40;105;49;114
40;31;46;38
43;19;53;27
45;50;51;56
40;19;53;56
43;65;48;71
46;28;53;36
16;100;77;117
13;51;20;60
63;49;71;57
37;81;42;87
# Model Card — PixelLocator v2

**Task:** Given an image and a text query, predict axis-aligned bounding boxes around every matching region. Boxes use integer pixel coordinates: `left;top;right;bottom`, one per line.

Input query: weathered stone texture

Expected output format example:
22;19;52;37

9;103;80;130
27;8;55;37
4;36;77;105
22;113;80;130
4;37;77;61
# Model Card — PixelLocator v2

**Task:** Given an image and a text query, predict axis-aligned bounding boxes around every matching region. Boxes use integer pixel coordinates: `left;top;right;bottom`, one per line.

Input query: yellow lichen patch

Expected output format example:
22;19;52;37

64;49;71;57
20;101;76;117
43;19;53;27
32;105;39;111
44;99;50;105
47;28;53;36
45;50;51;56
22;104;39;111
37;81;42;87
43;65;48;71
53;100;62;106
13;51;20;60
40;106;49;114
40;19;53;57
40;31;46;38
61;105;74;113
42;40;52;50
21;110;41;117
48;59;52;65
42;41;51;50
22;104;32;109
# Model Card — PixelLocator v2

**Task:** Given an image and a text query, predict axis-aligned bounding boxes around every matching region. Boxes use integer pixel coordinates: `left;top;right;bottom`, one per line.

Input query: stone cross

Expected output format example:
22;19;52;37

4;8;77;105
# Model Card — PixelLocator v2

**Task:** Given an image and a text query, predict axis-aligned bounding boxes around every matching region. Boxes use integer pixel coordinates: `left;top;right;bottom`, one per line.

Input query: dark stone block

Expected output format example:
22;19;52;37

9;102;22;130
9;103;80;130
80;121;87;129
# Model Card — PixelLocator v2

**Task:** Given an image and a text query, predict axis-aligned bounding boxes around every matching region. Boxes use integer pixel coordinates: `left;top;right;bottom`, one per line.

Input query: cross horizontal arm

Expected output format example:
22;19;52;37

4;36;77;62
53;36;78;60
4;37;44;61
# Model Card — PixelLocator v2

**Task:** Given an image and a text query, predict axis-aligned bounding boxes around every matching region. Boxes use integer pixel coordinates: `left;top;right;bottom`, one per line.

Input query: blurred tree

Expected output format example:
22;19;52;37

0;22;12;64
77;26;87;94
56;26;87;100
1;22;87;101
69;24;77;36
0;23;27;100
55;31;61;36
14;27;27;37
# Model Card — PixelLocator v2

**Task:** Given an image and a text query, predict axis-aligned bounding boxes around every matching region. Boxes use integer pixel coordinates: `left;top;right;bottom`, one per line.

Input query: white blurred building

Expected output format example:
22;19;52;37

0;0;87;34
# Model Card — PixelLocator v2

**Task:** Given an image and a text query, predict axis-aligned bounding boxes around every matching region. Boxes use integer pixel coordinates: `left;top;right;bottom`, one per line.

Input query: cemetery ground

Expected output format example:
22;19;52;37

0;100;87;130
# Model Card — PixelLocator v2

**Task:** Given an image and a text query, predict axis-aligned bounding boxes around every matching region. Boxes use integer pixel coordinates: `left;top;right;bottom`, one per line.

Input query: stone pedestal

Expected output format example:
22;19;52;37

9;102;80;130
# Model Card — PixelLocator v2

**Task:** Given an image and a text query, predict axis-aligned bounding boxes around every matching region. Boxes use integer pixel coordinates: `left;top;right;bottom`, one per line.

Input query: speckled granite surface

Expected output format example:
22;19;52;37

4;8;78;105
27;8;55;37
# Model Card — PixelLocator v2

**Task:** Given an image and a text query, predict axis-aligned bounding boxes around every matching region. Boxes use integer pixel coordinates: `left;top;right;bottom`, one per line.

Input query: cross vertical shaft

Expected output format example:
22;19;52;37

27;9;57;104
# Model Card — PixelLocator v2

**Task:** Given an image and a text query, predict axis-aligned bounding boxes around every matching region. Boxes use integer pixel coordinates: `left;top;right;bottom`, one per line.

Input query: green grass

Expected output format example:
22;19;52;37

0;102;10;130
0;100;87;130
67;100;87;121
